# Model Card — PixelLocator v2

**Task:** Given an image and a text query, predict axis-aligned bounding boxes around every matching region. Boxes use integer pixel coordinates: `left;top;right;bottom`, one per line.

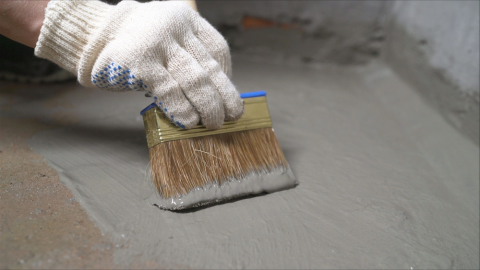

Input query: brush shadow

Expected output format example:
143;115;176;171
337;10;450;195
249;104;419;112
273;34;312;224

43;124;148;150
281;146;298;165
279;145;300;180
29;121;151;169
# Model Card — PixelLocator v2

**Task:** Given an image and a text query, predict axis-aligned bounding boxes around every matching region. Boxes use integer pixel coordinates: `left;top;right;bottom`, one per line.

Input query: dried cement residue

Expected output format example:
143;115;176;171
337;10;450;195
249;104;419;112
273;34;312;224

25;59;478;268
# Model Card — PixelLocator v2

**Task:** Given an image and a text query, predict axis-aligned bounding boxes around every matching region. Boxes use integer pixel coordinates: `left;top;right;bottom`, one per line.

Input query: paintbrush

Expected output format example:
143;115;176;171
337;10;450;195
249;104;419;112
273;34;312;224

140;91;297;210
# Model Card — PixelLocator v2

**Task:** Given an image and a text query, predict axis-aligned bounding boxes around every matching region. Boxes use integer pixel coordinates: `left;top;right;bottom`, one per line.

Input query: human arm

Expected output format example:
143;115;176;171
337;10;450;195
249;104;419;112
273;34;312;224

0;0;49;48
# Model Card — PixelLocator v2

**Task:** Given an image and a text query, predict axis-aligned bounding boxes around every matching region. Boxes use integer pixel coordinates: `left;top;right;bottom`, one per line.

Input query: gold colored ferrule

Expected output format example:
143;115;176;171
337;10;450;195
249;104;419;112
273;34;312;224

143;96;273;148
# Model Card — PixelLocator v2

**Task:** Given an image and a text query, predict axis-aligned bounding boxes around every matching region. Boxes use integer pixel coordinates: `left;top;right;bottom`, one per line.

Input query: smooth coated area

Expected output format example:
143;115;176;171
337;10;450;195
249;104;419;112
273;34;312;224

2;59;479;268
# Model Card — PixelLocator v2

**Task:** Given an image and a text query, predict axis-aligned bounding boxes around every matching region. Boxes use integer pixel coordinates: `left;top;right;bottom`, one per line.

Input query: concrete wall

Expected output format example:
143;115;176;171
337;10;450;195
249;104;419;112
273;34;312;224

384;1;479;144
388;1;479;98
198;0;385;31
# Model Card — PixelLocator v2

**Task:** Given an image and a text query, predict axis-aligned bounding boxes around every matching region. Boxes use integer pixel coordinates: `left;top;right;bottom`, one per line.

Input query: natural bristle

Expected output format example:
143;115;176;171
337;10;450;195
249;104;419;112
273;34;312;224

149;128;289;199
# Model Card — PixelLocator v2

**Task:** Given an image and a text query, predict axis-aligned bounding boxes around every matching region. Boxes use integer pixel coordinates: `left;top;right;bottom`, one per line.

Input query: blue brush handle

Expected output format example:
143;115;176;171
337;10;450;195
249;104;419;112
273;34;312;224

240;91;266;98
140;103;158;116
141;91;266;115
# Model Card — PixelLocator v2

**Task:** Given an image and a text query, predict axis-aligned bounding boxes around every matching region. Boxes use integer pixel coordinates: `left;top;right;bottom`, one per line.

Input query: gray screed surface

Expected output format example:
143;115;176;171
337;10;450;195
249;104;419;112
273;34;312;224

23;59;479;268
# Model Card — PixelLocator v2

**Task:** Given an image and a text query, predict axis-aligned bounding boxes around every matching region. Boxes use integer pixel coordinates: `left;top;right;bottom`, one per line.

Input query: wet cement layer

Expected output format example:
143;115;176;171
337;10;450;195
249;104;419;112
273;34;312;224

148;168;297;211
7;59;479;268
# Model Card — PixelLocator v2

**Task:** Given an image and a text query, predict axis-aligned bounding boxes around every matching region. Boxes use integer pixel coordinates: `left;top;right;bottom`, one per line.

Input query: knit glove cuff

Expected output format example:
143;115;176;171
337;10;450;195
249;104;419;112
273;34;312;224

34;0;111;81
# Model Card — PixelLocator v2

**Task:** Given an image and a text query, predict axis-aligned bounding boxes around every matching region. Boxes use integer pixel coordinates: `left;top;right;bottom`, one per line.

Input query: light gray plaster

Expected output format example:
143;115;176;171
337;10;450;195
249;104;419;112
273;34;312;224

24;59;479;268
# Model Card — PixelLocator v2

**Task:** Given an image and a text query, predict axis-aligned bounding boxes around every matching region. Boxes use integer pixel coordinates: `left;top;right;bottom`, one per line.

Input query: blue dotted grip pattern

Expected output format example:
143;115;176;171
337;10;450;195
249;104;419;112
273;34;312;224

92;62;147;91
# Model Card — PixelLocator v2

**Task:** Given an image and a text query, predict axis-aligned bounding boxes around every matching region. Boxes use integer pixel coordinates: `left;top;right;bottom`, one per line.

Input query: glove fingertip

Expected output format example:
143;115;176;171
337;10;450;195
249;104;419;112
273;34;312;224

203;118;225;130
224;100;244;121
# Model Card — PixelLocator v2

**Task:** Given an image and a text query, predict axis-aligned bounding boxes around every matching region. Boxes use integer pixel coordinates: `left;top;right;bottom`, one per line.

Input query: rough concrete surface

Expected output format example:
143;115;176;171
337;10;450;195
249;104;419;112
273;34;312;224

1;58;478;268
221;25;384;66
198;1;386;65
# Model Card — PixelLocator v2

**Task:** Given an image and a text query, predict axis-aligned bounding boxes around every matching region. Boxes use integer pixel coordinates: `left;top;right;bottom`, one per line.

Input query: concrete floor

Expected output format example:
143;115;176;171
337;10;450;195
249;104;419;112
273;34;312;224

0;58;478;268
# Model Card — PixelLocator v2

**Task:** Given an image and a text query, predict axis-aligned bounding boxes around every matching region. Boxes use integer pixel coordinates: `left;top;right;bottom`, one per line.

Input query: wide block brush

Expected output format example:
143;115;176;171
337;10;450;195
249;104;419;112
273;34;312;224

141;91;297;210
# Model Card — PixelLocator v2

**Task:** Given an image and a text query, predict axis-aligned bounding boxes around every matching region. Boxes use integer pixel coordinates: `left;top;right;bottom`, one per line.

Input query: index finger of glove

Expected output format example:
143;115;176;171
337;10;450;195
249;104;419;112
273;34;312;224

194;17;232;78
184;36;243;121
147;68;201;130
166;45;225;130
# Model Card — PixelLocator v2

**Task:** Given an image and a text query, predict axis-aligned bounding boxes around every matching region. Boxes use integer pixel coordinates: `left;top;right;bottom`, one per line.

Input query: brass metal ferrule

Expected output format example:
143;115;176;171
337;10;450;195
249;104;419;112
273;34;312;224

142;96;273;148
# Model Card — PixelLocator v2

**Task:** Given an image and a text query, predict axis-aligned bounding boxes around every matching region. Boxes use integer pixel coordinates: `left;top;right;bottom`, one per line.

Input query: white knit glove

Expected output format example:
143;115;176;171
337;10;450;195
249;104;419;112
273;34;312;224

35;0;243;129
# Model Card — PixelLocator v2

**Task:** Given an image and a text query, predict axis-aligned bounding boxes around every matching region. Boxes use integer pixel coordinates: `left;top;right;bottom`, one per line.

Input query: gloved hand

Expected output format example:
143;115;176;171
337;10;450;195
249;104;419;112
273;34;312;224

35;0;243;129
